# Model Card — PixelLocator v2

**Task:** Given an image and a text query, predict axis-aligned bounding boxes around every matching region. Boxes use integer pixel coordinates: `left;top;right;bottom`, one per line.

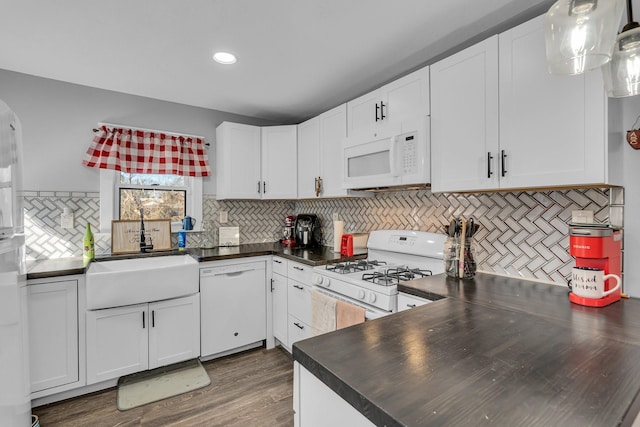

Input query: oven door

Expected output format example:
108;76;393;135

313;286;391;321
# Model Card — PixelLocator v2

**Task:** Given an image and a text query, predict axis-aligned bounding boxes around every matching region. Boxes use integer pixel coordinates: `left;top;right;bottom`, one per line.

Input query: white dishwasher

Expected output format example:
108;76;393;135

200;260;267;358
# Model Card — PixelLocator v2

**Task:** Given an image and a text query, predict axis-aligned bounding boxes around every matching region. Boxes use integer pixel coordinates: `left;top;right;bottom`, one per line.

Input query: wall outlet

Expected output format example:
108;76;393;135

572;210;594;224
332;212;340;221
60;212;75;229
219;211;228;223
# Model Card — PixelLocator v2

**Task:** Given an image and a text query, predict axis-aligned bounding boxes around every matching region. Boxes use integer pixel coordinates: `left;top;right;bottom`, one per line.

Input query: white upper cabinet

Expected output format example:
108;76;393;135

261;125;297;199
347;66;430;139
431;15;621;193
216;122;261;199
498;15;611;189
318;104;349;197
298;104;353;198
431;36;499;193
297;116;321;199
216;122;297;199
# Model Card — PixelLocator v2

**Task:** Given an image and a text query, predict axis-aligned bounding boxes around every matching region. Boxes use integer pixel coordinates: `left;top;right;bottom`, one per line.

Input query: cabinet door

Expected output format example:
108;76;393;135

319;103;348;198
431;36;500;192
287;279;311;325
499;15;606;188
296;363;376;427
86;304;148;385
347;89;383;138
271;273;288;345
148;294;200;370
261;125;298;199
397;292;431;312
288;315;312;348
383;65;430;122
216;122;261;200
297;117;321;198
200;262;267;357
28;280;78;393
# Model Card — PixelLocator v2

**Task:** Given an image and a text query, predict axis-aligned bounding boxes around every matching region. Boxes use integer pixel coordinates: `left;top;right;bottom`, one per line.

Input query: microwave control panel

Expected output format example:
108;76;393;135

402;133;418;174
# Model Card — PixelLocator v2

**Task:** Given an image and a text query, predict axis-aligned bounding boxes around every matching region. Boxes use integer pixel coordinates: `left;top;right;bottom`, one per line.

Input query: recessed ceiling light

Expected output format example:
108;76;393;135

213;52;237;65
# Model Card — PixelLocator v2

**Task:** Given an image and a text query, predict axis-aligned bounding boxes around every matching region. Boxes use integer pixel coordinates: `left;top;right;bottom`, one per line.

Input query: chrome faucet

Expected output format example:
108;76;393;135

139;208;154;253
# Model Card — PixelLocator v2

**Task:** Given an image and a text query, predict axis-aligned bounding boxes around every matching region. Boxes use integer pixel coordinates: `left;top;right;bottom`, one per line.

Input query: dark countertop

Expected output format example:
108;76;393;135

26;243;366;279
293;273;640;427
190;242;366;265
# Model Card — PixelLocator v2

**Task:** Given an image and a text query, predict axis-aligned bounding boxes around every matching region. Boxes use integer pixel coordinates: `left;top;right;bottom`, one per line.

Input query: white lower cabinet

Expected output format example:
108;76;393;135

200;260;267;357
397;292;431;312
288;314;312;347
272;270;288;345
28;278;79;393
86;293;200;385
270;260;314;351
294;362;375;427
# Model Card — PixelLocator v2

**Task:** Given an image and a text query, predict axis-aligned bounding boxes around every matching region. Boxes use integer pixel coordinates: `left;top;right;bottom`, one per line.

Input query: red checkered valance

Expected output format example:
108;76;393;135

82;125;211;177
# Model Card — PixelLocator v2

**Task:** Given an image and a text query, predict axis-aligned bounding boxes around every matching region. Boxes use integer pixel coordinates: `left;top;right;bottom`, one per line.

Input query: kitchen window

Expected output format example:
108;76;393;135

100;169;202;233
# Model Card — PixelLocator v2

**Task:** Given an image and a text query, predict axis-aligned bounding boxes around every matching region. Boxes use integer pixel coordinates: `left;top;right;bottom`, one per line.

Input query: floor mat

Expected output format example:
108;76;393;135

117;359;211;411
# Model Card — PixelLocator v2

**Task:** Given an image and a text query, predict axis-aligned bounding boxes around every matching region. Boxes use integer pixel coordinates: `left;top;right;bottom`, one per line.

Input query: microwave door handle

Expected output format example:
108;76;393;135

389;136;401;177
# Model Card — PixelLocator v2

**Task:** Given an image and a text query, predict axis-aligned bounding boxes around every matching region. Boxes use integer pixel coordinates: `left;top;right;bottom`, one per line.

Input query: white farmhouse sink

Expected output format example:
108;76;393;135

86;254;199;310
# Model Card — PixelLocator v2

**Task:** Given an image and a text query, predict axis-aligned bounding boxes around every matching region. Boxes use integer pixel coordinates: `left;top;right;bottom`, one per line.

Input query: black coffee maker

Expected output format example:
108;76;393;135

295;214;322;248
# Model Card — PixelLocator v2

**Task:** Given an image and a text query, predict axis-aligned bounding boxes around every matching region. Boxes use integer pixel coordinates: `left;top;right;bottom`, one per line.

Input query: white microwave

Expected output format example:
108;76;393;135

343;117;430;190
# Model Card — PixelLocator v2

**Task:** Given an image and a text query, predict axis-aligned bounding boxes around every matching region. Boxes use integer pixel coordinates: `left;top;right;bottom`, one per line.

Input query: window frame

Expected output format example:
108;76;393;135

100;169;202;234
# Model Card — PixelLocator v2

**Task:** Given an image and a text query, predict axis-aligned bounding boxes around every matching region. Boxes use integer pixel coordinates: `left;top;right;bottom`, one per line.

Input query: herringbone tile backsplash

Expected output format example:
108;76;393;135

22;187;613;284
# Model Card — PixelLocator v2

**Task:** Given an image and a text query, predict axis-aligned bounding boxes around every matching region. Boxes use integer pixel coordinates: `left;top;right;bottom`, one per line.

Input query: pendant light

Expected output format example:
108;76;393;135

603;0;640;97
545;0;625;75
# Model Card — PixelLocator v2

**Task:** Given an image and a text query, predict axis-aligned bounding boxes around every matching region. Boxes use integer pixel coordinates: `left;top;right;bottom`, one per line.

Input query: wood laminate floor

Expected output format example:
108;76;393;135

33;347;294;427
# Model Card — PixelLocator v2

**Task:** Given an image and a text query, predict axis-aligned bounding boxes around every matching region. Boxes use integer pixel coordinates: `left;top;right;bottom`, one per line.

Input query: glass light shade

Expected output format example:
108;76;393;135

545;0;625;75
603;27;640;97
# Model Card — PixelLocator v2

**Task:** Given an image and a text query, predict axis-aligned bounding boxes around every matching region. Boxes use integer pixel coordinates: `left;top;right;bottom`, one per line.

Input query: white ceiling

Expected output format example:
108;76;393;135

0;0;553;124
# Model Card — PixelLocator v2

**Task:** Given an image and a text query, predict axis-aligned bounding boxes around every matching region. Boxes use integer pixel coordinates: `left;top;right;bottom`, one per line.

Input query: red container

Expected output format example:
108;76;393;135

340;234;353;257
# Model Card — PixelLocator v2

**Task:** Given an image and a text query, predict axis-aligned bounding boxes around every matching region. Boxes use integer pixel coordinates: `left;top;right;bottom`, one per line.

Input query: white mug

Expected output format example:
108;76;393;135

570;267;621;299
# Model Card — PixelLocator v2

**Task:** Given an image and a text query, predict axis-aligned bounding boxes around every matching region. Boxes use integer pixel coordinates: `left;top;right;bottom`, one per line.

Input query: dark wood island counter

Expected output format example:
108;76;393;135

293;273;640;427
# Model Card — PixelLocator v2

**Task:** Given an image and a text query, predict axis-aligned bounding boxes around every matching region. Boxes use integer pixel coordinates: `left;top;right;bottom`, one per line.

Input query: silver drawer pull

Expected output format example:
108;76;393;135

274;260;282;264
406;304;416;308
293;284;304;290
293;266;304;271
294;322;304;330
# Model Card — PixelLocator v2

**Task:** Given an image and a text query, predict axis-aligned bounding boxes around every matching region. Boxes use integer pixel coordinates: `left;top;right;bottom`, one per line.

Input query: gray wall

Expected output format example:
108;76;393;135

0;69;275;194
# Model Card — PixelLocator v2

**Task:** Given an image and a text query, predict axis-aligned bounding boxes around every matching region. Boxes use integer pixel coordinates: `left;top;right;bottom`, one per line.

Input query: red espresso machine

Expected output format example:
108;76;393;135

569;226;622;307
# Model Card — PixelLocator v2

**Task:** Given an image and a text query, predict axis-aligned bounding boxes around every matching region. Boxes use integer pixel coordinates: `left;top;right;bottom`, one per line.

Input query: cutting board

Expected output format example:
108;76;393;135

111;219;172;254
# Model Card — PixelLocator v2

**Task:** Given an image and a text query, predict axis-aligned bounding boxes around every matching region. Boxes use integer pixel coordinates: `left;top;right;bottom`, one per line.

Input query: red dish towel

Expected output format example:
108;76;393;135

336;300;365;329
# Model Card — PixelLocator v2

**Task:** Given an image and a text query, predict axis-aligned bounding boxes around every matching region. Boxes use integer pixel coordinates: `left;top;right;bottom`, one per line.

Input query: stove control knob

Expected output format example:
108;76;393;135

357;289;366;300
368;292;376;303
314;275;323;285
323;278;331;287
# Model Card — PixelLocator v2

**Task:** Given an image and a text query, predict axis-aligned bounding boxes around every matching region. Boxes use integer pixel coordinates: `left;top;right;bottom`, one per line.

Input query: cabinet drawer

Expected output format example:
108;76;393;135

397;292;431;312
272;257;288;276
288;279;311;325
288;261;312;284
288;315;312;347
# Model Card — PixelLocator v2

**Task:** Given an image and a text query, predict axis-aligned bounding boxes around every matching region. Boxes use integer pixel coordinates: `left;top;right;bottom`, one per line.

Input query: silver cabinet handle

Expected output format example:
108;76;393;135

294;322;304;330
487;152;494;178
293;266;304;271
406;304;416;308
257;181;261;194
293;284;304;290
274;259;282;264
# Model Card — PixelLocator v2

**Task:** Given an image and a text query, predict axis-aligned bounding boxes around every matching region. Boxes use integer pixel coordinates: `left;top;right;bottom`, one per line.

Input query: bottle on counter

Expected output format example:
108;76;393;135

83;223;95;263
178;231;187;250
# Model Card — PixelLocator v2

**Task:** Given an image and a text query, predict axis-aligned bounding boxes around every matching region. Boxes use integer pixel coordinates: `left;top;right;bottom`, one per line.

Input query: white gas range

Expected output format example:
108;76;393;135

312;230;447;319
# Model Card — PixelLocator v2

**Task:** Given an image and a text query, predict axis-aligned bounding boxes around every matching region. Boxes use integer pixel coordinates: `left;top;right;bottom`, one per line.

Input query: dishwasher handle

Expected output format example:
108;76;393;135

213;267;258;277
